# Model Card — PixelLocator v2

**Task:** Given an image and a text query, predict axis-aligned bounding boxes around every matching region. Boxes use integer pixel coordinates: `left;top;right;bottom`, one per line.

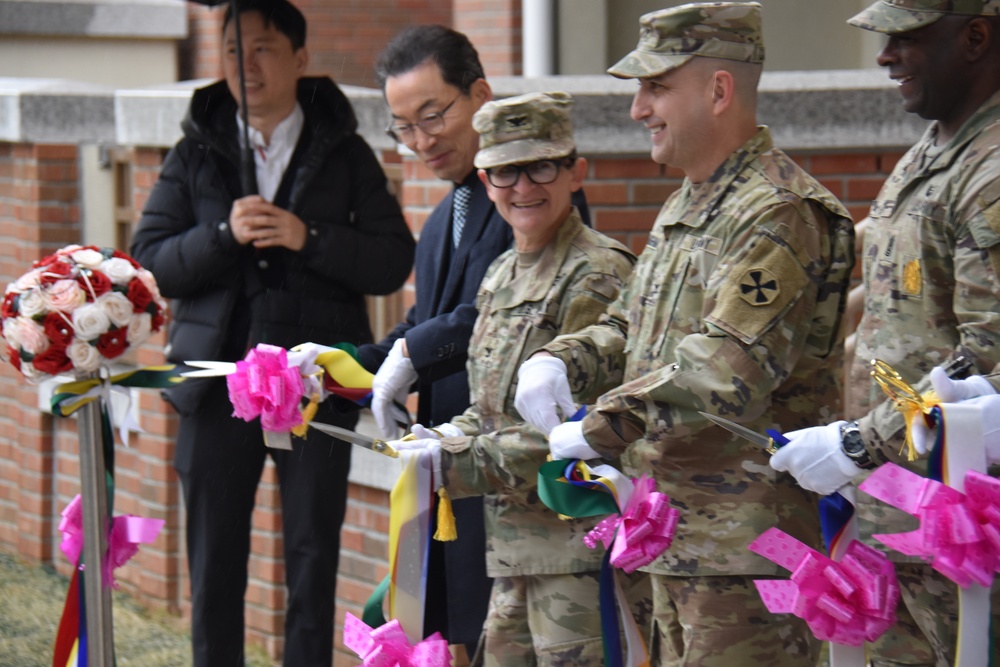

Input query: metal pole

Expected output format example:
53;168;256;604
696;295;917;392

523;0;556;77
77;384;114;666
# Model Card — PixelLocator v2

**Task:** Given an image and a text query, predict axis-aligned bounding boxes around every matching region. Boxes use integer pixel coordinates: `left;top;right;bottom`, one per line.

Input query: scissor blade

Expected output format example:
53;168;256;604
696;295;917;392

310;421;398;458
180;361;237;377
699;412;773;449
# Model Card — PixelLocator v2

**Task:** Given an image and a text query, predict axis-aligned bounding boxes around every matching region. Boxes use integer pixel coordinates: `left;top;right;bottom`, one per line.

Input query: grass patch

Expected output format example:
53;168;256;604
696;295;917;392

0;552;273;667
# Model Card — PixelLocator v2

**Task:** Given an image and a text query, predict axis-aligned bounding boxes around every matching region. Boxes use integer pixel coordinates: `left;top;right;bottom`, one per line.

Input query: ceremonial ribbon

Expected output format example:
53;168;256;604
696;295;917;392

859;463;1000;588
538;459;653;667
343;613;450;666
863;398;992;666
750;527;899;646
227;344;304;449
583;475;680;574
386;450;435;643
58;494;165;589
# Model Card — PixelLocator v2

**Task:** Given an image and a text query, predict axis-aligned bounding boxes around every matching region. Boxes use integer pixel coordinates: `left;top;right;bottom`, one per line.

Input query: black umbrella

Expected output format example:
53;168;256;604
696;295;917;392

189;0;258;196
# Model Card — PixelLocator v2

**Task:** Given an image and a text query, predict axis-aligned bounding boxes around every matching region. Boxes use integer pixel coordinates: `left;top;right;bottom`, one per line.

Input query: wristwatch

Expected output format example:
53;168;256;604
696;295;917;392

840;421;875;470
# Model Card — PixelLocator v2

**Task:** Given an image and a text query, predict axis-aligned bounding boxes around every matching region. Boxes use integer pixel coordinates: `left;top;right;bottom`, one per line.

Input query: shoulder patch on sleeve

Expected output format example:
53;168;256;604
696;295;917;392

706;234;809;344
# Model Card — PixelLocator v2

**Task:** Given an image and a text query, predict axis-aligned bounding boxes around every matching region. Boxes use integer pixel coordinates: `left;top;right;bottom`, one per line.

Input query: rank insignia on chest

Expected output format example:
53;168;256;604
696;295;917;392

903;258;922;296
739;267;779;306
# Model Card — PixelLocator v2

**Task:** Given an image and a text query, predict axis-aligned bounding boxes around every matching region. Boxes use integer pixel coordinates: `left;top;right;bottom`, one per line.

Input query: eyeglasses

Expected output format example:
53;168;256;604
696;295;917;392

386;94;462;144
484;158;574;188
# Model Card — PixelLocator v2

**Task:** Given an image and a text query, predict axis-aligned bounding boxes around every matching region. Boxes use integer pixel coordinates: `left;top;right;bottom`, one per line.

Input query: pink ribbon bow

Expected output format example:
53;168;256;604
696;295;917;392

343;613;451;667
749;527;899;646
58;494;165;588
227;344;305;432
583;476;680;573
859;463;1000;588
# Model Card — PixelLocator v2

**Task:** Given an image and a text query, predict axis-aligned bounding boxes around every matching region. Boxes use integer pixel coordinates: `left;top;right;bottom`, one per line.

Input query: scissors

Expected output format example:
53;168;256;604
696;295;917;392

698;412;790;455
309;421;399;458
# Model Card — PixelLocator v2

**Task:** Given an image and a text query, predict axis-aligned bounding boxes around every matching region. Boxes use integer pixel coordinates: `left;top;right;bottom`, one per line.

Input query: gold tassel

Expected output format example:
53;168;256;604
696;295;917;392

434;487;457;542
292;394;320;438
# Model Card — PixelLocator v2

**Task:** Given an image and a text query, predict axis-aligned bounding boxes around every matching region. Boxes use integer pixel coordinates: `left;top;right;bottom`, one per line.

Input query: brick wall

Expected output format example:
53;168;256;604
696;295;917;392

0;138;903;665
182;0;453;87
454;0;523;77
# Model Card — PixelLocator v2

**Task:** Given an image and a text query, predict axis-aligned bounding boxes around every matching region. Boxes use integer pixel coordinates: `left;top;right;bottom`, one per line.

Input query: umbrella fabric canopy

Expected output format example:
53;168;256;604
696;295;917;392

187;0;258;195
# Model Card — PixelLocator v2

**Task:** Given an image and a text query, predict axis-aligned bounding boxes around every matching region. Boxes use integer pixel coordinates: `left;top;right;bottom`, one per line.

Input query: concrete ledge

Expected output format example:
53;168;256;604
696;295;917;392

0;0;187;39
0;77;114;143
114;69;926;154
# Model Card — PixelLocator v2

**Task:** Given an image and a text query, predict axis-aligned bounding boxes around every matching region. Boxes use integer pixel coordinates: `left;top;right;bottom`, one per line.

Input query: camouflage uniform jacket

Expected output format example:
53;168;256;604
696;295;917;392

439;210;635;577
848;92;1000;559
542;127;856;576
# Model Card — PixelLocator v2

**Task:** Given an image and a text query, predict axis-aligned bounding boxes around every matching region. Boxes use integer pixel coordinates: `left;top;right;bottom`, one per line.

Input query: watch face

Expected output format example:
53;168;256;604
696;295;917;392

842;430;866;455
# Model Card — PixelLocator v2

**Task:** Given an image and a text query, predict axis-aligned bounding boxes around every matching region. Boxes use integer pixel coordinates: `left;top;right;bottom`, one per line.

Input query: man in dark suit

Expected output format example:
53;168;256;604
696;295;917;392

358;25;587;659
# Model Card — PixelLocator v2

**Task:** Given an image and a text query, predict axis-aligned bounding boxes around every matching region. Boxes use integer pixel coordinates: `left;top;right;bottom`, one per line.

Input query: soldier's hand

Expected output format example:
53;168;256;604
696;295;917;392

548;421;602;461
390;438;443;488
228;195;308;251
515;354;576;434
912;394;1000;464
770;421;859;496
411;423;464;440
929;366;996;403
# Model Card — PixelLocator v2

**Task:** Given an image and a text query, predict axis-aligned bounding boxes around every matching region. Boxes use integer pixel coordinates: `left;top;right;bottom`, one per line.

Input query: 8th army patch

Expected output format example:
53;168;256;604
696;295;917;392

707;233;808;345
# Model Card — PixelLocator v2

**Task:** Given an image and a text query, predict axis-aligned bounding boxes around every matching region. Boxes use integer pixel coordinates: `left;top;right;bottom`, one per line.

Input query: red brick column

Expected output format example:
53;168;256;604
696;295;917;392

0;143;80;563
454;0;523;77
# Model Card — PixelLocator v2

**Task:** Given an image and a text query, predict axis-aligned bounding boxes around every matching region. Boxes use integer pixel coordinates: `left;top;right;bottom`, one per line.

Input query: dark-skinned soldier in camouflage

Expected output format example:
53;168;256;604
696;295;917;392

514;3;856;666
769;1;1000;665
388;91;637;667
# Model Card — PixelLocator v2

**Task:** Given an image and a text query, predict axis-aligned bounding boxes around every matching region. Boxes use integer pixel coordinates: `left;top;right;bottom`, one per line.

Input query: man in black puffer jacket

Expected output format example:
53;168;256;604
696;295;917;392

130;1;414;665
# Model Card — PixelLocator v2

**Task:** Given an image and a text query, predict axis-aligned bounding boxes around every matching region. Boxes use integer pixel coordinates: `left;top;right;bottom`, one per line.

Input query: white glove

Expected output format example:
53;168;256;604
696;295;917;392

411;422;464;440
514;355;576;434
390;437;443;489
912;394;1000;463
371;339;417;439
548;421;602;461
929;365;996;402
770;421;861;495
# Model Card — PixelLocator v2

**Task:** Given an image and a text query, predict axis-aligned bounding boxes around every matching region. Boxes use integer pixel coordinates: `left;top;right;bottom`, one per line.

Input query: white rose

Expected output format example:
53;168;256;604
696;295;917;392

16;318;49;355
2;318;18;349
97;291;134;328
20;359;43;381
17;289;47;319
47;280;85;313
72;303;110;341
71;248;105;269
99;258;137;286
67;339;101;372
126;312;152;346
14;269;41;292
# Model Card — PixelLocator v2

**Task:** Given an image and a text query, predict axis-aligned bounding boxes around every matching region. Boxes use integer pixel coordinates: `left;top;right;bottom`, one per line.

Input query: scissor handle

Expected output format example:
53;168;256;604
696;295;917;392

766;428;790;448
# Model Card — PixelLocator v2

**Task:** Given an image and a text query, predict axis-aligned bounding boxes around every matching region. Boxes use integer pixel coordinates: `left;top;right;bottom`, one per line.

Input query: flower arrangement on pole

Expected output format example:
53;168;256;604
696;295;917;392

1;245;167;380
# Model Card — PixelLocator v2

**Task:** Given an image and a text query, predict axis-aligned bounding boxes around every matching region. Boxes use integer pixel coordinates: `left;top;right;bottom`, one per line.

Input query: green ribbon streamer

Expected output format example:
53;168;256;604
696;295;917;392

537;459;619;518
51;365;187;417
362;575;391;628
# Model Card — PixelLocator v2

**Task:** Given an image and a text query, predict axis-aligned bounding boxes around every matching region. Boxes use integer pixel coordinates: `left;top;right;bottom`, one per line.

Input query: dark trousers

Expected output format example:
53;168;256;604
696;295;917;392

175;379;354;667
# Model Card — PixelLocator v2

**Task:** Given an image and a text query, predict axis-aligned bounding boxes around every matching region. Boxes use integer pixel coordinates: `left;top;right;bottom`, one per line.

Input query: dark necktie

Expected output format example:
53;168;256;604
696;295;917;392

452;184;472;249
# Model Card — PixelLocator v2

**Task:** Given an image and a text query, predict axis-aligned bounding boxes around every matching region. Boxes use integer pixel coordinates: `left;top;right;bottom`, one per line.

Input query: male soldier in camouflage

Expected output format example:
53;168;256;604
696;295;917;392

388;92;635;666
513;3;856;665
769;1;1000;664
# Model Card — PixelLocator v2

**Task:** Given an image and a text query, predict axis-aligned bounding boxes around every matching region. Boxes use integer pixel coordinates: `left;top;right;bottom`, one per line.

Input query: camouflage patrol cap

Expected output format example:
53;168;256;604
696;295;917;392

473;91;576;170
607;2;765;80
849;0;1000;34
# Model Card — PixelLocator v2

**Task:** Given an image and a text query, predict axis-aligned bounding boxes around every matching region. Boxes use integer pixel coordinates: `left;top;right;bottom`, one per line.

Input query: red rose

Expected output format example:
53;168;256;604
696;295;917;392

151;310;165;332
111;249;142;270
126;278;153;313
77;269;112;300
32;343;73;375
1;291;18;318
42;311;74;347
34;253;59;268
9;347;20;371
38;261;74;285
96;327;128;359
